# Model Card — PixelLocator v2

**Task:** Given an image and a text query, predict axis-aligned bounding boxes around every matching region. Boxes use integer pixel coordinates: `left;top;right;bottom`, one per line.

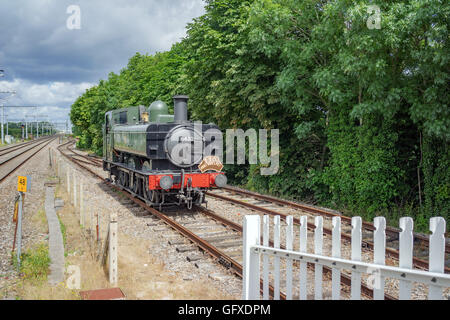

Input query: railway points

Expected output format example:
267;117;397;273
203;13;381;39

58;139;445;300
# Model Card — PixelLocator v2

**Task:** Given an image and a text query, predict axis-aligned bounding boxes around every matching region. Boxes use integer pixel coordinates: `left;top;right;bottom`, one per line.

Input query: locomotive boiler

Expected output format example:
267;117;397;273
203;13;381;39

102;95;227;209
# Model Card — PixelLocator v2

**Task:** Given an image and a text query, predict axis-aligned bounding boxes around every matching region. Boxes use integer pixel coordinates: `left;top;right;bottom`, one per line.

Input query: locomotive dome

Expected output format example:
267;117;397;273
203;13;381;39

149;100;169;122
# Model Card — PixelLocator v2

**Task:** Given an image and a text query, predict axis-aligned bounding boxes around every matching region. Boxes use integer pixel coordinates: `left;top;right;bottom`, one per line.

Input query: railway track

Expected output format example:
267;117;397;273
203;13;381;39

0;136;56;183
57;141;398;300
0;138;48;157
59;141;285;299
67;145;103;166
206;187;450;274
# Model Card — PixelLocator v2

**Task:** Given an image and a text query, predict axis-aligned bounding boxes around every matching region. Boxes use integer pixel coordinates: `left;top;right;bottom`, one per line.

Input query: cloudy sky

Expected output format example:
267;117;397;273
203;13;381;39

0;0;205;129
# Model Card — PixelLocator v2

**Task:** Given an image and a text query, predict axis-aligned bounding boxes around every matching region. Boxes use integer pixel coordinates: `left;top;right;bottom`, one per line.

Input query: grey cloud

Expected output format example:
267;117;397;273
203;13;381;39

0;0;205;124
1;0;205;83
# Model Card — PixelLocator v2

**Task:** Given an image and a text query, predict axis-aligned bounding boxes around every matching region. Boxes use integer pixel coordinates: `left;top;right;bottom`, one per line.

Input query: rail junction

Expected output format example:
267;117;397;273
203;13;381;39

57;139;450;299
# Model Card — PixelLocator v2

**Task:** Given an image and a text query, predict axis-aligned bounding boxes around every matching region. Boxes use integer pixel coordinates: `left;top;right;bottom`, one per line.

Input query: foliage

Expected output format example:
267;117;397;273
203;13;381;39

70;0;449;231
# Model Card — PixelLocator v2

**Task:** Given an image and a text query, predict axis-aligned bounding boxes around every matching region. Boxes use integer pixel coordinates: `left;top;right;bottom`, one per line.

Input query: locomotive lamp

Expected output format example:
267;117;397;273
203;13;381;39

214;174;227;188
141;111;149;123
159;175;173;190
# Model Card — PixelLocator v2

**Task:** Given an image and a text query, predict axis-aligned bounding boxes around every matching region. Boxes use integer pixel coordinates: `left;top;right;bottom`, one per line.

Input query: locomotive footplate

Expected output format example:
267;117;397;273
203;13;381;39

103;159;225;209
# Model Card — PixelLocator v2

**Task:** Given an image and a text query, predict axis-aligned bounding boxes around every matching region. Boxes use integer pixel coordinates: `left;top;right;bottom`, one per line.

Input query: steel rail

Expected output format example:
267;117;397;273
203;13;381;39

0;138;47;156
67;145;103;165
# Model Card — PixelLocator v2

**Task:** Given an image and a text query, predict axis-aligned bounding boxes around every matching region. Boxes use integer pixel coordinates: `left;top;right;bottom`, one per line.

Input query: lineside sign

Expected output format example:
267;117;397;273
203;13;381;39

17;176;28;193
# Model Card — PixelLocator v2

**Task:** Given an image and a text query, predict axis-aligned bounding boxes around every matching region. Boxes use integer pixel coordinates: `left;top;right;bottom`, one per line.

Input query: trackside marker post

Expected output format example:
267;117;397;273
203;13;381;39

15;176;29;270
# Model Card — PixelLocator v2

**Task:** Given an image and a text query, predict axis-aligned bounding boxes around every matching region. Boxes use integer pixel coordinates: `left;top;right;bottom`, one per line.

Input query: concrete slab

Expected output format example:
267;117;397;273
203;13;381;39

54;198;64;209
45;186;65;286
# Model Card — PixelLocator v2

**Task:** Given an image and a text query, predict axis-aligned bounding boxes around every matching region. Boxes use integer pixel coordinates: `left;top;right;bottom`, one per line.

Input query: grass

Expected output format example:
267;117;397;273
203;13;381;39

12;243;50;282
59;215;67;253
32;208;49;234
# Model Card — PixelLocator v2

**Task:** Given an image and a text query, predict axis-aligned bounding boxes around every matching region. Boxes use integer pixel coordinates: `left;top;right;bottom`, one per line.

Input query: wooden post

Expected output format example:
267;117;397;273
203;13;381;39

262;215;269;300
89;207;94;238
242;215;260;300
331;216;341;300
285;216;293;300
67;165;70;195
314;216;323;300
80;180;84;226
351;217;362;300
373;217;386;300
109;213;118;285
273;215;280;300
299;215;308;300
57;157;61;178
399;217;413;299
53;150;57;175
73;170;77;208
429;217;446;300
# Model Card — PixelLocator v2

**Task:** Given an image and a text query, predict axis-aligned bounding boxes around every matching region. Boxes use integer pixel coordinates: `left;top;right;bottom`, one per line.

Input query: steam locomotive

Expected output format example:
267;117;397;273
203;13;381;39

102;95;227;209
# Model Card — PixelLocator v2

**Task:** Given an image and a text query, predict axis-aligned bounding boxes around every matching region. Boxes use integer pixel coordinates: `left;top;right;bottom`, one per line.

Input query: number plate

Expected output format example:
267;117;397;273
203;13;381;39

17;176;27;193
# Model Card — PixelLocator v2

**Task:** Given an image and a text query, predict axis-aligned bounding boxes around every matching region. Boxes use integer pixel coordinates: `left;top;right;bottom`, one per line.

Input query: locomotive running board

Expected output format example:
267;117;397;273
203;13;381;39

105;159;203;176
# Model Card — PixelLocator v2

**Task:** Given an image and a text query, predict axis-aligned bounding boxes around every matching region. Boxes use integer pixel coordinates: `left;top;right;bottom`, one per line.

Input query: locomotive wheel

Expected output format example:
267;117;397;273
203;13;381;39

119;171;129;188
118;171;125;187
133;176;142;196
146;190;160;204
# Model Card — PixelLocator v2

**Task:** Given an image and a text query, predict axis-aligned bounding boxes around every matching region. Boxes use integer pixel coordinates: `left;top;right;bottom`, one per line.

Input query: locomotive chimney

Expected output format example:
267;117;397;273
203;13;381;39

173;95;188;122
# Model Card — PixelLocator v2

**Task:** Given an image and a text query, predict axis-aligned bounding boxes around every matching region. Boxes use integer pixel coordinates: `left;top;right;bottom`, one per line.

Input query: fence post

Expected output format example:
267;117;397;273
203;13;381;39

351;216;362;300
273;215;280;300
109;213;118;285
429;217;446;300
399;217;413;299
73;171;77;209
80;180;84;226
299;216;308;300
314;216;323;300
262;215;269;300
57;157;61;178
331;216;341;300
67;165;70;195
89;205;94;237
243;215;260;300
373;217;386;300
285;216;293;300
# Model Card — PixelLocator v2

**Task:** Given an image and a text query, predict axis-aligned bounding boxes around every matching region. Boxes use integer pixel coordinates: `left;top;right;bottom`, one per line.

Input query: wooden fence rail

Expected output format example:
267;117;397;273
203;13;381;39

243;215;449;300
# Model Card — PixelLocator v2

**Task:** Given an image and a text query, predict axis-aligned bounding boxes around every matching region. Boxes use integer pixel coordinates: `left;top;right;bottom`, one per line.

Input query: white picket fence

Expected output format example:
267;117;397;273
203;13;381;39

242;215;450;300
